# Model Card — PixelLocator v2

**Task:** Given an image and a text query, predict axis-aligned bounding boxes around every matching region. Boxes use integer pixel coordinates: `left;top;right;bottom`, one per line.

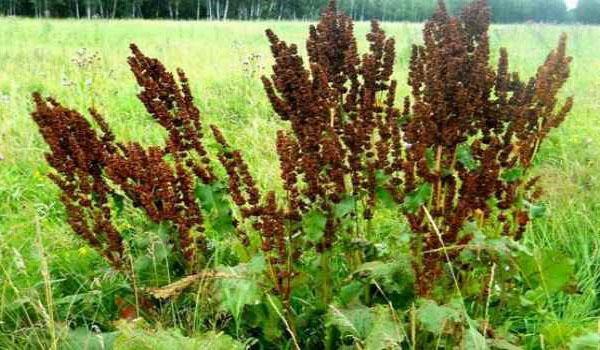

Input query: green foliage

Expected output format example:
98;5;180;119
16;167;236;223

500;167;524;182
457;143;479;171
416;299;463;335
517;248;576;294
402;183;432;213
195;181;236;237
326;305;404;349
302;209;328;242
113;325;245;350
216;256;265;323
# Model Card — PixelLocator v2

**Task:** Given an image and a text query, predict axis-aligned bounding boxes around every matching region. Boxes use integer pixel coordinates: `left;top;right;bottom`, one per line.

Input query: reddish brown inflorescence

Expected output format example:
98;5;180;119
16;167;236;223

403;0;572;294
32;93;124;269
260;0;403;251
32;45;221;273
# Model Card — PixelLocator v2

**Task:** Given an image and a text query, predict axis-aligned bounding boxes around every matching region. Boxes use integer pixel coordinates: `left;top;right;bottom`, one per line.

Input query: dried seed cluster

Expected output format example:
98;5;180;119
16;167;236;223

403;0;572;294
260;0;404;249
32;45;220;273
32;94;124;268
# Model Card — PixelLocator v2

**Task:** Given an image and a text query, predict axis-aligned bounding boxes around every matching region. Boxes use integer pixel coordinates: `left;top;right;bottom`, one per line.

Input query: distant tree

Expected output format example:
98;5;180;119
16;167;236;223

532;0;567;22
0;0;581;22
577;0;600;23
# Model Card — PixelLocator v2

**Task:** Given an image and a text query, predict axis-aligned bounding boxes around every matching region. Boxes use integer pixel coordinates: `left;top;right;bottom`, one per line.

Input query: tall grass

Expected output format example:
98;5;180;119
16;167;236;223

0;18;599;347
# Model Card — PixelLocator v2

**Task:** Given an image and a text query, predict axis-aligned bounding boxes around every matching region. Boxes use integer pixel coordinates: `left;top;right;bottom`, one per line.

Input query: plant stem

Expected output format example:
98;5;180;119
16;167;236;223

320;251;333;304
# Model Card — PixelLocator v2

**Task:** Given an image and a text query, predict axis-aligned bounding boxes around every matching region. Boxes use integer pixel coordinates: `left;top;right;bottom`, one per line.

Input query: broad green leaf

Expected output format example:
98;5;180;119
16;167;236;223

195;182;227;212
517;248;575;293
403;183;432;213
416;299;462;335
528;202;547;219
245;303;283;341
327;304;374;340
212;214;236;235
194;182;212;210
302;209;328;242
195;182;235;235
334;196;356;218
375;169;390;186
114;326;244;350
216;258;265;323
457;144;478;170
327;305;403;350
375;187;396;209
338;281;363;306
501;167;524;182
364;306;404;349
62;328;118;350
352;260;414;303
461;328;489;350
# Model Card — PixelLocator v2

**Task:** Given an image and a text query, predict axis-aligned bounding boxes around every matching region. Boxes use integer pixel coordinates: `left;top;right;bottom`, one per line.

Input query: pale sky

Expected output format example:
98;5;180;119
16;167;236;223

565;0;578;10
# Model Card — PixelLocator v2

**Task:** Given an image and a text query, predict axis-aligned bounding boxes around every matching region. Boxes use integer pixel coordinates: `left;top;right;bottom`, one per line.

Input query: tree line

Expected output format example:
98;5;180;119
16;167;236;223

0;0;599;23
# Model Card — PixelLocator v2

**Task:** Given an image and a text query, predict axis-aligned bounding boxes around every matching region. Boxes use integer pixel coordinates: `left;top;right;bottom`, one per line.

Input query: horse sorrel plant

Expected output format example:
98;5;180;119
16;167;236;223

31;45;230;320
209;0;407;307
402;0;573;295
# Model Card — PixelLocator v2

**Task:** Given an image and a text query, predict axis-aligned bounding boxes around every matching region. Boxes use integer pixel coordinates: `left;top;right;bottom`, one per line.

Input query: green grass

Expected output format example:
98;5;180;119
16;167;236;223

0;18;599;348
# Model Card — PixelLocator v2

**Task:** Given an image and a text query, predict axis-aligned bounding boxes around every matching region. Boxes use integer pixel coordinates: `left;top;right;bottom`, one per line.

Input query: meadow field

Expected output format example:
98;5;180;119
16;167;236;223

0;17;599;348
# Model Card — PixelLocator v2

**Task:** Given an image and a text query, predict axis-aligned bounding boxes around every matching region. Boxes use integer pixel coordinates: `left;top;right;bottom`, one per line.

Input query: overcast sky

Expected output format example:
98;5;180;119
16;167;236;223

565;0;578;10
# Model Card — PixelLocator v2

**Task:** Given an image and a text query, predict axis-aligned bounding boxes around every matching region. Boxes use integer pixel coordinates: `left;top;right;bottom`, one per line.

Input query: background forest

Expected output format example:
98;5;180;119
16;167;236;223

1;0;600;23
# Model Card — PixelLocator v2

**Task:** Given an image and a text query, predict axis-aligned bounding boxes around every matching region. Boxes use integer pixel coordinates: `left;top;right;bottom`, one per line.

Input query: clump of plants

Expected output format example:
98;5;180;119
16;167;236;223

30;0;576;348
402;0;573;295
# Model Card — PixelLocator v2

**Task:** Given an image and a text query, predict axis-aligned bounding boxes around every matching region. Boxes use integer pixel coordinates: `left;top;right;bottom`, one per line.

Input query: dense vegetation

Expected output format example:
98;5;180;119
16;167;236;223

1;0;600;23
1;0;600;349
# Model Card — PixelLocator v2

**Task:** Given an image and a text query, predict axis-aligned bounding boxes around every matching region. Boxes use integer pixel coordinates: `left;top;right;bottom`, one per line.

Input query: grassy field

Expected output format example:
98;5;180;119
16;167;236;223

0;18;599;348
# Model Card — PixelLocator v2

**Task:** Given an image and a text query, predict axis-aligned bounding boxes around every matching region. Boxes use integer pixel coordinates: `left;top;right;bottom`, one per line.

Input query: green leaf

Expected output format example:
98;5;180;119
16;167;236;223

212;215;236;235
195;182;235;236
416;299;462;335
528;202;547;219
461;328;489;350
216;257;265;324
112;193;125;217
501;167;524;182
338;281;363;306
302;209;327;242
375;187;396;209
114;326;244;350
403;183;432;213
327;305;403;350
569;333;600;350
364;306;404;349
63;328;118;350
195;182;229;213
334;196;356;218
374;169;390;186
327;304;374;340
517;248;575;293
457;144;478;171
351;260;414;307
